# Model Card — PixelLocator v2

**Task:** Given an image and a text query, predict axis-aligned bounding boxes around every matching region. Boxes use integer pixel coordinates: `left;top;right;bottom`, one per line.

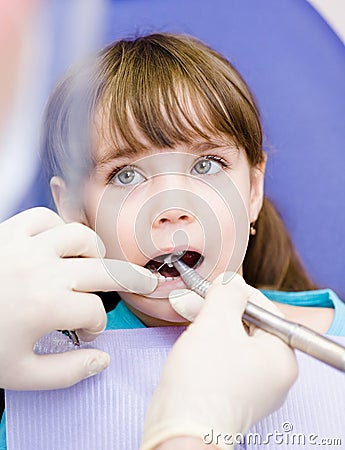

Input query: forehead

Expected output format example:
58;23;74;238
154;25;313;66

83;36;261;170
91;99;237;168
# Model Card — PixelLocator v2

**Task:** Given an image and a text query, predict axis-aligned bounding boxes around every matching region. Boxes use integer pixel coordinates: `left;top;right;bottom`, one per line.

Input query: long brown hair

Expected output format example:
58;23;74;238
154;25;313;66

244;198;316;290
42;32;316;291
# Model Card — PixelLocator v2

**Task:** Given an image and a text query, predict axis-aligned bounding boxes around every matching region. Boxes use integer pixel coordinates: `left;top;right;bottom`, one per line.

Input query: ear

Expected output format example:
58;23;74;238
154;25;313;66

50;176;88;224
249;153;267;223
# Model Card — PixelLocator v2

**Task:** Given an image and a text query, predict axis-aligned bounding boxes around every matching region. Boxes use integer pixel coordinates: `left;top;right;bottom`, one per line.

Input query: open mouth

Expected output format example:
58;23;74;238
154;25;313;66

145;251;204;279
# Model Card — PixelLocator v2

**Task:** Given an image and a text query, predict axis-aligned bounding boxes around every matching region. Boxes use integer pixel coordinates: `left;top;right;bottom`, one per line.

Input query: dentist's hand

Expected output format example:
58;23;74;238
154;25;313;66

141;273;297;450
0;207;157;390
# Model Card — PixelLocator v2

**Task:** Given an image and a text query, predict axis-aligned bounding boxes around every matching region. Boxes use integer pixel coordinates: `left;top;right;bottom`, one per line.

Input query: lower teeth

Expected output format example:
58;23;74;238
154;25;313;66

158;276;180;283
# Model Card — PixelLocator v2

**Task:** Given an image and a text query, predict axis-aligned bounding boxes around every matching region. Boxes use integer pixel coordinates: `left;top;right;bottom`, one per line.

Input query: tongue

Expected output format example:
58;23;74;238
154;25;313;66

160;265;180;278
180;251;202;268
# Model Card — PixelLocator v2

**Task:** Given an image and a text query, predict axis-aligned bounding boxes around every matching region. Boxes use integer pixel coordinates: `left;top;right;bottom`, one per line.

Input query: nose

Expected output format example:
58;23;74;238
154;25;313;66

152;209;194;228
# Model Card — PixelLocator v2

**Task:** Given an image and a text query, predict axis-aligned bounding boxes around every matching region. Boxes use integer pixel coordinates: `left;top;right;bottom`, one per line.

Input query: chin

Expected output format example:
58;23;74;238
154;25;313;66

121;291;190;326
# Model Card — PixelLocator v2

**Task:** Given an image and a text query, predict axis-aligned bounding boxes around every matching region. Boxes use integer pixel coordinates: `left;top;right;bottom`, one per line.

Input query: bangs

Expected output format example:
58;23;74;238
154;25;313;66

95;34;263;164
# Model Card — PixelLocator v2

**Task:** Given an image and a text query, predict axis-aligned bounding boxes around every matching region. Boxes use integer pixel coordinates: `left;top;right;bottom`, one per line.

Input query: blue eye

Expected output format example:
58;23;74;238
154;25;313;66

111;167;145;186
192;157;223;175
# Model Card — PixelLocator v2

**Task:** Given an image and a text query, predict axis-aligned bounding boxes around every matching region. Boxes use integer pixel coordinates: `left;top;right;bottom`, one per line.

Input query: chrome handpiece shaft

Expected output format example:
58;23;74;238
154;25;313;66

172;259;345;372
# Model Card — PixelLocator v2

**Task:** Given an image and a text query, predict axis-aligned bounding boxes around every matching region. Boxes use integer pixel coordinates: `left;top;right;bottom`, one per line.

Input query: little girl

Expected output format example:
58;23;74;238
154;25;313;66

41;32;344;335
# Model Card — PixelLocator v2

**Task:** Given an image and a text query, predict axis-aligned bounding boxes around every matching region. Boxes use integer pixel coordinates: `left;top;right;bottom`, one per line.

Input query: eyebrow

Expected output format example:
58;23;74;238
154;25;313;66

95;140;237;168
95;146;151;168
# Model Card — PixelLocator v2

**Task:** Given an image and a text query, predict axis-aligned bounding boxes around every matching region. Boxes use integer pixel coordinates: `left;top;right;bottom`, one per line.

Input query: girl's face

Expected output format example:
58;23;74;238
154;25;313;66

52;128;265;326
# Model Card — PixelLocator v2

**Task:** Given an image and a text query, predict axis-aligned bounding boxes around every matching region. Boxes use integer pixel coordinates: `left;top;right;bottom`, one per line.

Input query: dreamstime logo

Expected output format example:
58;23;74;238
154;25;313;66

203;423;343;447
94;151;250;294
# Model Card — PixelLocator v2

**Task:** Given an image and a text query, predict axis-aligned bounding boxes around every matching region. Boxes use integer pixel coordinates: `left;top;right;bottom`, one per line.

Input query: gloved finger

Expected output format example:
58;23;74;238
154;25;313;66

34;222;106;258
246;285;284;336
253;330;298;394
0;207;63;236
76;327;106;343
246;285;283;317
6;349;110;391
64;258;158;294
169;272;245;323
169;289;203;322
36;292;107;340
191;272;249;334
211;271;244;287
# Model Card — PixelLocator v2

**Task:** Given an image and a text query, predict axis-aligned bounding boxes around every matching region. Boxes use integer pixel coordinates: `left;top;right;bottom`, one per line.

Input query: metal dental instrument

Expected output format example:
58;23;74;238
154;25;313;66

172;258;345;372
59;329;80;346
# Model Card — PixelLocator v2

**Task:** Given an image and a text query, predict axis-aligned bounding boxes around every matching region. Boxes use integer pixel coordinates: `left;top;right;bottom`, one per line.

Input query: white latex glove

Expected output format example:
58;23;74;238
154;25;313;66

0;207;157;390
141;273;298;450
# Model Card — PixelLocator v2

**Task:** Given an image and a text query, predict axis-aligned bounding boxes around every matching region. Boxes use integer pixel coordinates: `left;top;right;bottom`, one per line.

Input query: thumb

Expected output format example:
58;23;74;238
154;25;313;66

11;350;110;390
169;272;247;322
169;289;204;321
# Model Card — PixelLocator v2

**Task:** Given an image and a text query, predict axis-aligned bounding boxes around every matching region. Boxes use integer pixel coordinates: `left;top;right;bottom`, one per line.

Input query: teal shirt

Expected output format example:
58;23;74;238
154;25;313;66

105;301;145;330
1;288;345;449
261;288;345;336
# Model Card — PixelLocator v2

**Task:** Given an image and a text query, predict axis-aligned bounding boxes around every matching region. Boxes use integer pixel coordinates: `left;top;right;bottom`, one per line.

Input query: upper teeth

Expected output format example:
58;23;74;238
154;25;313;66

163;251;185;266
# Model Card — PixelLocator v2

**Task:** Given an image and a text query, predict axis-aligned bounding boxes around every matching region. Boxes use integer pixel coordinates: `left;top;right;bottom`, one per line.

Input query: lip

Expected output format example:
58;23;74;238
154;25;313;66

147;258;205;298
145;247;204;279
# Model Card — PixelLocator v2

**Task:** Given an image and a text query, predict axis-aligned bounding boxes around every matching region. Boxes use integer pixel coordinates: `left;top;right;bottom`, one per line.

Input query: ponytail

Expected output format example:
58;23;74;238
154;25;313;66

243;198;317;291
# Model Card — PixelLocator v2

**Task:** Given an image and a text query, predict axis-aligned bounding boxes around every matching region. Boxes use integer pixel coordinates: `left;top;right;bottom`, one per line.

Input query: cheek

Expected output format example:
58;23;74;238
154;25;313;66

82;183;143;261
203;173;251;275
203;204;245;276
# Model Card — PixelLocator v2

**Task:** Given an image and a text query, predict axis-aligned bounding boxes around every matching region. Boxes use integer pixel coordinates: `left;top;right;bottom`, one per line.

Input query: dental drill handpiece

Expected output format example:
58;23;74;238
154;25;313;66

172;259;345;372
